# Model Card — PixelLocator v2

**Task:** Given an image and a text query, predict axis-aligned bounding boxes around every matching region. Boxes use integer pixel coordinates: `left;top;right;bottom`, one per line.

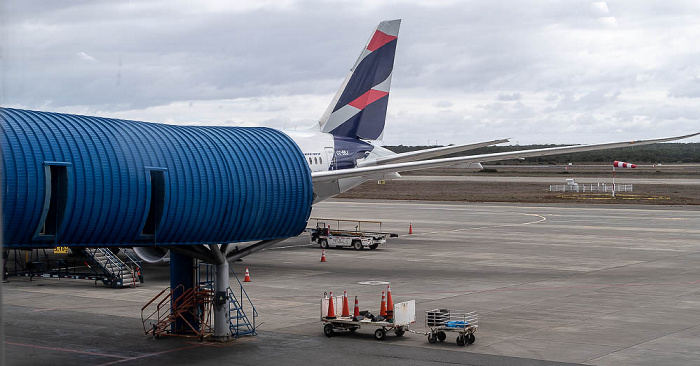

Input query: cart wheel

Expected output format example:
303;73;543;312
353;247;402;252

374;328;386;340
349;326;358;333
467;333;475;345
323;324;335;337
394;327;405;337
319;239;329;249
352;240;363;251
456;334;466;346
437;331;446;342
428;333;438;343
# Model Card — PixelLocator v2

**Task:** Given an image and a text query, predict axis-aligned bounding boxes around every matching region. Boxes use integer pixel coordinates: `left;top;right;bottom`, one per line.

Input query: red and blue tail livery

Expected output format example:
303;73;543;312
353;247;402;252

319;19;400;141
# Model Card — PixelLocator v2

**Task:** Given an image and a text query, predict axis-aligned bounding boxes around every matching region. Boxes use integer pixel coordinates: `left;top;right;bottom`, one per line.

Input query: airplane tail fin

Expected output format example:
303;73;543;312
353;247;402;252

318;19;400;141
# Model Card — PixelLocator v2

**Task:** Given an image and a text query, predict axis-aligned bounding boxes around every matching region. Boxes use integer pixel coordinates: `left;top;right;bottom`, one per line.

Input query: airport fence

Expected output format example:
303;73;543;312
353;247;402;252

549;183;633;193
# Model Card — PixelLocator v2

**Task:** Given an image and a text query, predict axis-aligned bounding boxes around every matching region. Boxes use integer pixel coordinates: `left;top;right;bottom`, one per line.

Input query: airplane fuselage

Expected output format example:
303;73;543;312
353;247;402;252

283;130;377;173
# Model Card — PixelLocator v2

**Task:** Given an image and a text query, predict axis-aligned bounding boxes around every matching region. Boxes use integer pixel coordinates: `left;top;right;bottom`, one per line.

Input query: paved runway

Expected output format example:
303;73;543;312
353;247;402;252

4;200;700;365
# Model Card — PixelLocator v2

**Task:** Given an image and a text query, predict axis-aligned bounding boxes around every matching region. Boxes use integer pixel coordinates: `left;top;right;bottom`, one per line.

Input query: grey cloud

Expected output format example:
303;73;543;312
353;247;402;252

547;90;622;112
668;79;700;99
3;0;700;144
497;92;522;101
433;100;453;108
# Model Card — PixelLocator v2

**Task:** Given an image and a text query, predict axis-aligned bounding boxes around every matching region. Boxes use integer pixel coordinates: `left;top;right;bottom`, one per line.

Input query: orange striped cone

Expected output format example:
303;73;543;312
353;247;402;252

320;249;326;262
244;268;251;282
409;223;413;234
326;291;336;319
379;291;387;317
386;285;394;320
341;291;350;317
353;296;360;317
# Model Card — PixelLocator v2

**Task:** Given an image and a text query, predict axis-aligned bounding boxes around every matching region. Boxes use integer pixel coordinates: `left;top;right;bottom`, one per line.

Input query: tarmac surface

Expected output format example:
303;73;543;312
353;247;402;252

4;199;700;365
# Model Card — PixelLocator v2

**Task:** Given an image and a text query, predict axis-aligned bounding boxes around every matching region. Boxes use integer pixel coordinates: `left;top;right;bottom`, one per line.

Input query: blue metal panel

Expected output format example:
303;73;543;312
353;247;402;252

1;108;313;248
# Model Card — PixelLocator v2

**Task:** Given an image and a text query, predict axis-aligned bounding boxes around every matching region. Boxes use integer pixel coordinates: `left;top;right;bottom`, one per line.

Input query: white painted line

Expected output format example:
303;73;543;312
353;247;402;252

406;213;547;237
267;244;316;250
358;281;391;285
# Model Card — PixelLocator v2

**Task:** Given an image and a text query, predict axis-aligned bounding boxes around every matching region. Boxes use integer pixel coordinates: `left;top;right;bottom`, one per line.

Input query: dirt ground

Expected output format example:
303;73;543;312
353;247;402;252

338;164;700;205
403;163;700;178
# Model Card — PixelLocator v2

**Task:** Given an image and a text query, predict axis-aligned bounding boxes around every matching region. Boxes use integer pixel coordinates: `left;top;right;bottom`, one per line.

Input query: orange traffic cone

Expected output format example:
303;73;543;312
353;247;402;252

342;291;350;317
379;291;387;317
320;249;326;262
326;292;336;319
353;296;360;317
386;285;394;321
244;268;251;282
409;223;413;234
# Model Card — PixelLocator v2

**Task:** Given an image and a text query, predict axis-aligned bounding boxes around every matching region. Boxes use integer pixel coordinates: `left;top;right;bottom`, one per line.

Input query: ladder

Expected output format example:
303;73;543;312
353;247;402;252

84;248;142;288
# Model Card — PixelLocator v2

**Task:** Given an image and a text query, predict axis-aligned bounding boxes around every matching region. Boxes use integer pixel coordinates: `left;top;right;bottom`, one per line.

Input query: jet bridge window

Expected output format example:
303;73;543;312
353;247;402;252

34;162;71;241
141;169;167;239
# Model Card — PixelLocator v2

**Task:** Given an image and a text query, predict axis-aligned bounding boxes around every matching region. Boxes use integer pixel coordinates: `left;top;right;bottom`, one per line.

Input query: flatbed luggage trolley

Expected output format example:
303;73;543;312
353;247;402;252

425;309;478;346
321;295;416;340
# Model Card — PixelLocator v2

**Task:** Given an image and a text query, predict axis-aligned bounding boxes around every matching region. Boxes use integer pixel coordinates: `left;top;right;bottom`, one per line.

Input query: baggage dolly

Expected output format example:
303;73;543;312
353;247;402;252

425;309;478;346
321;295;415;340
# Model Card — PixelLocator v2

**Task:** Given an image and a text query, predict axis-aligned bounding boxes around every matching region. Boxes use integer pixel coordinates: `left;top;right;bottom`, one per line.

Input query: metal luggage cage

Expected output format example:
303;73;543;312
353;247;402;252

425;309;478;346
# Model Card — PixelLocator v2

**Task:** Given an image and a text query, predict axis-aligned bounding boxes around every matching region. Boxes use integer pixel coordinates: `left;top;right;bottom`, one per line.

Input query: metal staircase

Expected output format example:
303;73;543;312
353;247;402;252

83;248;143;288
227;282;257;337
200;263;258;338
141;284;214;341
140;262;257;341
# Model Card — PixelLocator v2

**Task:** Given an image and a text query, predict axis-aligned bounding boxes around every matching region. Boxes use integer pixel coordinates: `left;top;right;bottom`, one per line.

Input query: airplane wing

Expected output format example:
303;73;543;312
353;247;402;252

358;139;509;166
313;132;700;183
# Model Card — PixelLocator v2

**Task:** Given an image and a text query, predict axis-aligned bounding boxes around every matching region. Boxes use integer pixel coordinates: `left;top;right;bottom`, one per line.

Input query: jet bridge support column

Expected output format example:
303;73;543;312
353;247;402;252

169;251;198;334
210;244;231;342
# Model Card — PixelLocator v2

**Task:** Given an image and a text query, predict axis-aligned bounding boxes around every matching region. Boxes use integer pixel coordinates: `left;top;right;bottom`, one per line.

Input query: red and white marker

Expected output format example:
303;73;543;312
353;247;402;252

612;161;637;198
613;161;637;168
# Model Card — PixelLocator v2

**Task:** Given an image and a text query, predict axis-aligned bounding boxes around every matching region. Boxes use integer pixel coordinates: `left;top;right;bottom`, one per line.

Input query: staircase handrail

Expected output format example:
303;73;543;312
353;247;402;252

228;267;258;332
196;262;215;290
227;287;254;336
231;267;258;318
121;248;142;271
141;285;176;334
99;248;127;277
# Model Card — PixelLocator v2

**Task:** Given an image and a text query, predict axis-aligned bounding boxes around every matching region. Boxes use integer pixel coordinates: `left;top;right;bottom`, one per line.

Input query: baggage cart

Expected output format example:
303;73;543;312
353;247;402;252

321;295;415;340
425;309;478;346
308;218;397;250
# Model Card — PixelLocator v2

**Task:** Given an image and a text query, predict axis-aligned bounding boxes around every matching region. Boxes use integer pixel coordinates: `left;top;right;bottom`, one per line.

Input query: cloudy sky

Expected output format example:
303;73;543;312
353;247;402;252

3;0;700;145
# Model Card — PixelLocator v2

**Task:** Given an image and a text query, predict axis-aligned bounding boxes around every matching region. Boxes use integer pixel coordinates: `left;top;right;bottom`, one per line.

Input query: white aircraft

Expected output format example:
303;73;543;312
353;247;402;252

133;19;699;262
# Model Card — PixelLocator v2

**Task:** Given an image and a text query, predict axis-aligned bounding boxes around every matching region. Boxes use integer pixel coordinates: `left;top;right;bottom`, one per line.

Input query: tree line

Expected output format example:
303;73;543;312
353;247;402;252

383;143;700;164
